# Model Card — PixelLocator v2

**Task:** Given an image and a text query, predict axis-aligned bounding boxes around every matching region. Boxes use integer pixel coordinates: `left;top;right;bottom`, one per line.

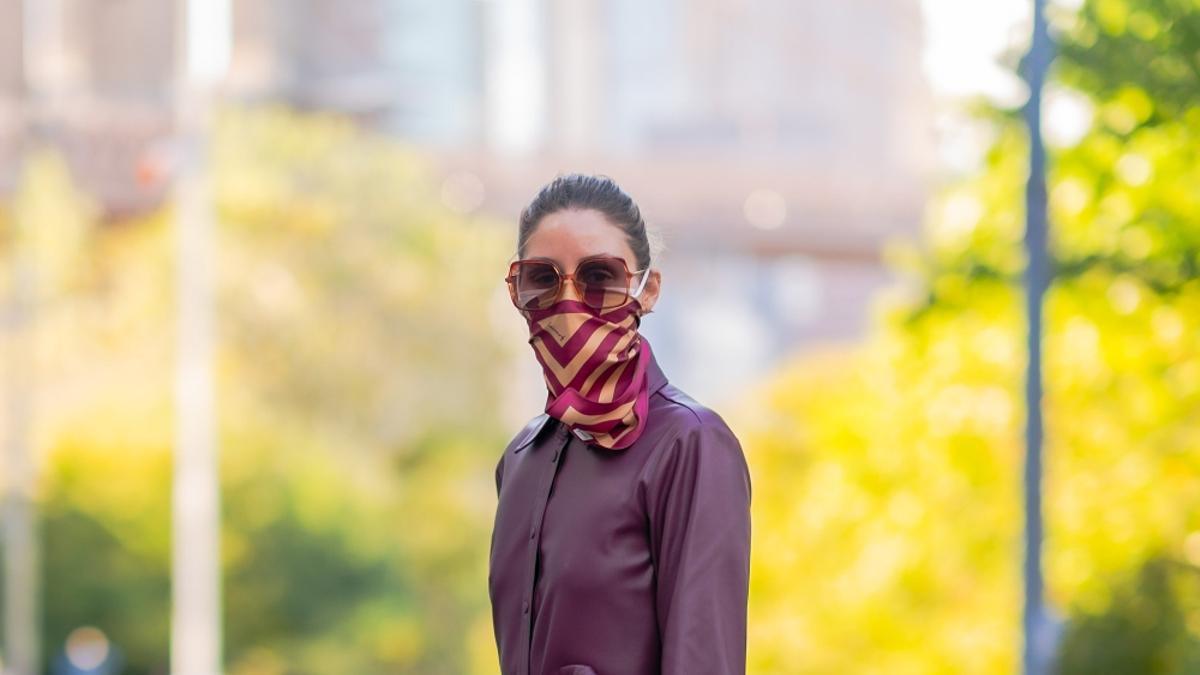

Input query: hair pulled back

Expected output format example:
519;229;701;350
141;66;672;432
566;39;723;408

517;173;661;270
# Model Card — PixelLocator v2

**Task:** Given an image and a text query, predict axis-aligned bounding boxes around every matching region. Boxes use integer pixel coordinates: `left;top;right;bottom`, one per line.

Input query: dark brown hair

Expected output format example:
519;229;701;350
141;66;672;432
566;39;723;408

517;173;661;270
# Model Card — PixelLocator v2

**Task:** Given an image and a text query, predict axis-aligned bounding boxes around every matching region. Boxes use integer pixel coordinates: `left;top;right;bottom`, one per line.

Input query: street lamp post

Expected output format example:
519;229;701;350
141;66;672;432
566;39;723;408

3;1;68;672
171;1;229;674
1021;0;1056;673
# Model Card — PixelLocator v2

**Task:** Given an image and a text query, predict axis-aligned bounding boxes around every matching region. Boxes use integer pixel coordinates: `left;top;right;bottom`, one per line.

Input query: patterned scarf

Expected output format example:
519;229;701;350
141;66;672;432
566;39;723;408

521;296;652;450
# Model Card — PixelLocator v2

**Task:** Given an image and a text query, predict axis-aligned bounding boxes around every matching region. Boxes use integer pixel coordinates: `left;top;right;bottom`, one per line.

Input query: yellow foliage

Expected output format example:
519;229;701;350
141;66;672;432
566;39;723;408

732;101;1200;673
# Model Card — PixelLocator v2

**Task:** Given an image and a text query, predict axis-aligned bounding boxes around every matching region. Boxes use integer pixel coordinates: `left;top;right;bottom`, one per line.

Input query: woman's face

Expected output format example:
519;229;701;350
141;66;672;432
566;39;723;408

523;208;662;314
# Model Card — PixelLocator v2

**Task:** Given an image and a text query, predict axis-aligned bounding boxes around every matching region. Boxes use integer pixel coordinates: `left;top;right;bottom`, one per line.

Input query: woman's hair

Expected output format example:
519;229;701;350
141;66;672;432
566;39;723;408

517;173;664;270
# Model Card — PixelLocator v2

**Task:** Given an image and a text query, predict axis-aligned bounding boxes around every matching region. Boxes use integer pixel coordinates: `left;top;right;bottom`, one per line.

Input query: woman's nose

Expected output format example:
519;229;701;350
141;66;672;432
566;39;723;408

560;278;583;303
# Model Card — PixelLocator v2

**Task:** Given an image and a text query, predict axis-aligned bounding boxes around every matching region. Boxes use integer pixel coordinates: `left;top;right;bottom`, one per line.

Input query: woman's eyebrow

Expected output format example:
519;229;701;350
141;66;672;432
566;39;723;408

525;253;625;266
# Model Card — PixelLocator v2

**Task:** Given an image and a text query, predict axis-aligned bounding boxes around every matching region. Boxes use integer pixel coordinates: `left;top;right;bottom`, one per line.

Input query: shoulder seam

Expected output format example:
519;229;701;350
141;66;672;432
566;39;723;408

654;386;707;425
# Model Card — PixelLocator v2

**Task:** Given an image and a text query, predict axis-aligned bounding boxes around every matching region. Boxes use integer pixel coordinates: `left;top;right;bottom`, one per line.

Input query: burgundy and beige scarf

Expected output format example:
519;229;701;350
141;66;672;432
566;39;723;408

521;297;651;450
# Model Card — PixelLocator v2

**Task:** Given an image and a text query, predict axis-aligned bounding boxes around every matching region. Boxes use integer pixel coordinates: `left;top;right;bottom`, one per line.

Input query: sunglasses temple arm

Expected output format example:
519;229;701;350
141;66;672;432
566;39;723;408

631;268;651;298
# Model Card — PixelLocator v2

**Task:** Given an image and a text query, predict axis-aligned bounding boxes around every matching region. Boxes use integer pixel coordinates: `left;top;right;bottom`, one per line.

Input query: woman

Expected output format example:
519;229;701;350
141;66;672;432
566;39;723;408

488;174;753;675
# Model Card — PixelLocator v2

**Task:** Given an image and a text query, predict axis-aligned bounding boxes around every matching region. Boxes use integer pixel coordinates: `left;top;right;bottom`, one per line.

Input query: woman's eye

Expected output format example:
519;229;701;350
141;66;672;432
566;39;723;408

582;270;616;284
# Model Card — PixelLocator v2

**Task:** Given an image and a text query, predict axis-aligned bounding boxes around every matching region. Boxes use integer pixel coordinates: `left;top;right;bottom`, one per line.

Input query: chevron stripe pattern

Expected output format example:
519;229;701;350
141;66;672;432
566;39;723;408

522;297;652;450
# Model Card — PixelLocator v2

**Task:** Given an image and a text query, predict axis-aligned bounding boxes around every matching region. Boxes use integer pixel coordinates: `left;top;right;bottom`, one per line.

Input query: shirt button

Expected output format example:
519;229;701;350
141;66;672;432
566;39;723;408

522;600;529;614
529;528;536;539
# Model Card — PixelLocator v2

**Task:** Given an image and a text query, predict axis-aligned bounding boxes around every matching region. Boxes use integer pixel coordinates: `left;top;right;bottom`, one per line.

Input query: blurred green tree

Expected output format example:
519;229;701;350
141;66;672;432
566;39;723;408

735;0;1200;671
1;106;518;674
1055;0;1200;121
1056;557;1200;674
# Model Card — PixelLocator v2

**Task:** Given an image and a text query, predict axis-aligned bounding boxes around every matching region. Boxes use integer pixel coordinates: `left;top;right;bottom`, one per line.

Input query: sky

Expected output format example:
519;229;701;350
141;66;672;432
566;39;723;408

186;0;231;83
919;0;1031;104
918;0;1093;171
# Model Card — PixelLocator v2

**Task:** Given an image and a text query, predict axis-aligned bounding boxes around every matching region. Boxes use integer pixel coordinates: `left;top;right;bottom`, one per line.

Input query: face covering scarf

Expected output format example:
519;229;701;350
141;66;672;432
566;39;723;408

521;296;652;451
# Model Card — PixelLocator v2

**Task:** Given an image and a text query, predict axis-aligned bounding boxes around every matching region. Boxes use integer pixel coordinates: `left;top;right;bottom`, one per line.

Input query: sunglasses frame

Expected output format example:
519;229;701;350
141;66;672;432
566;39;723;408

504;254;650;311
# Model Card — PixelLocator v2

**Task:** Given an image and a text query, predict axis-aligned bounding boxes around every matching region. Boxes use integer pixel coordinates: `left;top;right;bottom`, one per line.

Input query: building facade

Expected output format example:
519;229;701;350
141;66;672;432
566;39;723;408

0;0;934;408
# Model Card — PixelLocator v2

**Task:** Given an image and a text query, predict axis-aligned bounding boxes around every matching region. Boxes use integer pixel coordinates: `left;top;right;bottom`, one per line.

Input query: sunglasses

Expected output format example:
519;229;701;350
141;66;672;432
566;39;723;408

505;255;650;311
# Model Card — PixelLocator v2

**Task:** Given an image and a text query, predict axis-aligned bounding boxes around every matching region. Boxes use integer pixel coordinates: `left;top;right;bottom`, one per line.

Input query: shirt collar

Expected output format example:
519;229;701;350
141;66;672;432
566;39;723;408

514;338;668;453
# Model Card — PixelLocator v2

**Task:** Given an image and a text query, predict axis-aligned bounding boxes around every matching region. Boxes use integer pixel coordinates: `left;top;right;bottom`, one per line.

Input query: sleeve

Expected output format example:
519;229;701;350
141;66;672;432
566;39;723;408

642;420;753;675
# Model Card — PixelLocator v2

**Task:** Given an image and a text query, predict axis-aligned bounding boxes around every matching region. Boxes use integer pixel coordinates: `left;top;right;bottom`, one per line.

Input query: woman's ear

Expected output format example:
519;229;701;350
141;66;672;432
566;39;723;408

636;269;662;314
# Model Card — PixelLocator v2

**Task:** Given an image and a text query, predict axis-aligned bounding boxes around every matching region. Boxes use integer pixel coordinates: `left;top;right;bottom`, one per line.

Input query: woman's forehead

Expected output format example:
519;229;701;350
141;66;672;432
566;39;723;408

524;210;635;264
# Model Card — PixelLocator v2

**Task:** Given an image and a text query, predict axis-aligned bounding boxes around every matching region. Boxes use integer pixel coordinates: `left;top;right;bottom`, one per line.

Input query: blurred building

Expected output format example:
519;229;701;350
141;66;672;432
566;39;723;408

0;0;934;407
228;0;486;144
0;1;25;196
224;0;935;405
0;0;175;216
443;0;935;408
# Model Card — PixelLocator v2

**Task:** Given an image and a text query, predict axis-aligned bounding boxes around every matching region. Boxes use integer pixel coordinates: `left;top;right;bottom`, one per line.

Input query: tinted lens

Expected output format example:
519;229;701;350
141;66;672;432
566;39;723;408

512;261;561;309
576;258;629;309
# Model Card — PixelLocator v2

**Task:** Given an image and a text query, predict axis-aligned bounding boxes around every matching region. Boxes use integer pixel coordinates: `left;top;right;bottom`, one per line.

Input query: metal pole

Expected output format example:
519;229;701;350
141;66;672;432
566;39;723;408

1021;0;1055;673
170;1;228;673
3;193;39;675
2;1;60;672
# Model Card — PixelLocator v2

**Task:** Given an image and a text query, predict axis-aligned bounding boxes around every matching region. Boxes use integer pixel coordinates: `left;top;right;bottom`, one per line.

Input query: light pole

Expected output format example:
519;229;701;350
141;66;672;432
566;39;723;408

1021;0;1056;673
4;158;40;675
170;1;229;674
3;1;68;672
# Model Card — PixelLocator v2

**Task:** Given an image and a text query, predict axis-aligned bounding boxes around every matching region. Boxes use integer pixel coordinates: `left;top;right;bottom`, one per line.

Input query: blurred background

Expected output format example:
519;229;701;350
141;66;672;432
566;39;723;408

0;0;1198;673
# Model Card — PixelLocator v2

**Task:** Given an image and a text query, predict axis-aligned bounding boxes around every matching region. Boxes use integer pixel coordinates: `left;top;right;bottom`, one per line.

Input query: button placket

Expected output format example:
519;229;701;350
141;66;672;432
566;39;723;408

518;428;571;675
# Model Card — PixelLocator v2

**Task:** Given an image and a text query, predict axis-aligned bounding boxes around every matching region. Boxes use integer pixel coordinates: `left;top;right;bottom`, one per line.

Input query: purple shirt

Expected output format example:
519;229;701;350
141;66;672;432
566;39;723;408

488;347;753;675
